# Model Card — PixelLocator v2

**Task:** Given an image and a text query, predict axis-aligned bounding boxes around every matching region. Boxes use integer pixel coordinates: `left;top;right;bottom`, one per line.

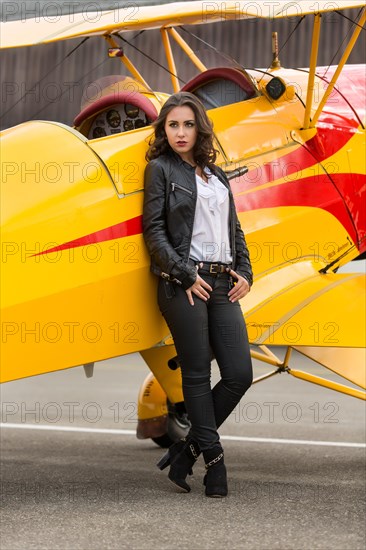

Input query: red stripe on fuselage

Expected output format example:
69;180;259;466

234;172;359;246
230;125;358;196
32;215;143;256
36;172;363;258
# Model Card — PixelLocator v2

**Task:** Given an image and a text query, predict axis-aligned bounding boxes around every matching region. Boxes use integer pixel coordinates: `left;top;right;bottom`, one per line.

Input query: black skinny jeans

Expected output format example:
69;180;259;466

158;267;253;451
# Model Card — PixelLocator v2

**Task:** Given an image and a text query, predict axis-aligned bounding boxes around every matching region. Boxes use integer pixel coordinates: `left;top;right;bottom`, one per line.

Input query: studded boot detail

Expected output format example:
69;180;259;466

203;444;228;498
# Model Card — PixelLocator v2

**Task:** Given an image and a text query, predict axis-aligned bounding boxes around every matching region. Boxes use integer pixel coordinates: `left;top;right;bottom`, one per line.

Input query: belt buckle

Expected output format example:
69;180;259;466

209;263;219;274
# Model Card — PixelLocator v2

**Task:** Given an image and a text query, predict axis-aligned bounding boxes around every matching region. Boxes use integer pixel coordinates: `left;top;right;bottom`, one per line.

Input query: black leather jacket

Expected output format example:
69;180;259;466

143;151;253;290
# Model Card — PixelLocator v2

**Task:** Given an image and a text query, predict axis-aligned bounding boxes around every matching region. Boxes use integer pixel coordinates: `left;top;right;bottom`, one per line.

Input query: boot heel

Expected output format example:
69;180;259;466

156;439;186;471
159;437;200;493
157;452;170;471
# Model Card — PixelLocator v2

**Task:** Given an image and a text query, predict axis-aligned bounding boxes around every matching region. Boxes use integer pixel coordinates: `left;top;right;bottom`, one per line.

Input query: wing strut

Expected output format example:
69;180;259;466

159;26;207;93
251;346;366;400
308;7;366;129
161;29;180;93
303;13;322;129
167;28;207;73
288;367;365;400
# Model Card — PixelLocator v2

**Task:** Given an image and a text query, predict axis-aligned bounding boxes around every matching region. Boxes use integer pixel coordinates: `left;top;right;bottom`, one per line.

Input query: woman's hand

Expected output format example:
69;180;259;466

186;270;212;306
227;268;250;302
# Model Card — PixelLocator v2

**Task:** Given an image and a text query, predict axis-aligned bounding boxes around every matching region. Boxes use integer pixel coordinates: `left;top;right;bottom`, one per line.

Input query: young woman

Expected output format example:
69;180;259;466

143;92;253;497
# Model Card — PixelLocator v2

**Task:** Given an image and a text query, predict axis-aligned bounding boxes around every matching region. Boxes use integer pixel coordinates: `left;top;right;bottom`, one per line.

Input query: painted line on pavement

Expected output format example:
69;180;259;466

1;423;365;448
221;434;365;448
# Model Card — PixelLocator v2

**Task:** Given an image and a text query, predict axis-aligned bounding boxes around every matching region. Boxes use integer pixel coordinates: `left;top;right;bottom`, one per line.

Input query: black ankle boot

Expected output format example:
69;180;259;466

203;444;228;498
156;437;200;492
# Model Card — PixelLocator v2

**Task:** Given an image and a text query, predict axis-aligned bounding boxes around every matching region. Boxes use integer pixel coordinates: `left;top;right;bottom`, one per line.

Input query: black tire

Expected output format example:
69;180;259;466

151;401;191;448
152;434;174;448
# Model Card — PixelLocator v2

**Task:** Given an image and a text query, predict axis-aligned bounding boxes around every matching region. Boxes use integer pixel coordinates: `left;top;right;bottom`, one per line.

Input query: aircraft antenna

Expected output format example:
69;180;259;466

271;32;281;68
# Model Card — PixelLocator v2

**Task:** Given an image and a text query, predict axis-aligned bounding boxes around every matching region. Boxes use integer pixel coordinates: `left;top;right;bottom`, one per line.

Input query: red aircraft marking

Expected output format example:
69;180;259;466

235;172;361;247
34;172;363;257
32;216;143;256
230;124;359;196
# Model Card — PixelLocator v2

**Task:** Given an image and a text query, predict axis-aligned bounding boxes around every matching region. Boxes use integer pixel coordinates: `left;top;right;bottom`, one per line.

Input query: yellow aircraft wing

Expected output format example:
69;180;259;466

0;1;365;49
243;261;365;387
244;262;365;348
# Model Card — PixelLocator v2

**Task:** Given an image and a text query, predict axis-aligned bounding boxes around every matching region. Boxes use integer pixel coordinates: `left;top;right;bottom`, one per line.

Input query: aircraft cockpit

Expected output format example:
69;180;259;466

181;67;259;109
73;75;160;139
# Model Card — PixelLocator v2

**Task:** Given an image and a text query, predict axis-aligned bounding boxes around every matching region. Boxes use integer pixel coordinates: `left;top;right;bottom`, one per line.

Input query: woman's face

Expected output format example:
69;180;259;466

164;105;198;163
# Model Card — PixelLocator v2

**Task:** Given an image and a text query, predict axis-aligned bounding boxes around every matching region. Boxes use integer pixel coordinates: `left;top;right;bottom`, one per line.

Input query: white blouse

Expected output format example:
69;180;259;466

189;169;233;263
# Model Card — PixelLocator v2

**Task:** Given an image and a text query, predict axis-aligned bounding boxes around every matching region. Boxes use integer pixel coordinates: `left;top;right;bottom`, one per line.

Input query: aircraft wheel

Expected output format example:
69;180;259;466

152;400;191;448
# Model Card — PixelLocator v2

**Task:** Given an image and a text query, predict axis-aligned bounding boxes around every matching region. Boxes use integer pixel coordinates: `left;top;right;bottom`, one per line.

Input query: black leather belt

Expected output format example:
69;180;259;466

198;261;232;274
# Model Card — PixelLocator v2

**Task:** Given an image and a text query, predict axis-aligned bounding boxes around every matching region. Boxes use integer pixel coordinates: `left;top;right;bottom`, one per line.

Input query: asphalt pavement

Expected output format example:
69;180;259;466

1;348;365;550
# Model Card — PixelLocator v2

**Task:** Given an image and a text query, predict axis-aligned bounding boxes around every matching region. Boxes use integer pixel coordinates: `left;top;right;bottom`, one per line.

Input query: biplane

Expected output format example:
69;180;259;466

1;1;365;447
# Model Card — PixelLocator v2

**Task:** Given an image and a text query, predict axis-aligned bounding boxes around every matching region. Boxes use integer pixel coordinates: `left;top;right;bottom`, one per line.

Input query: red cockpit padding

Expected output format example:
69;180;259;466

74;91;158;127
181;67;256;98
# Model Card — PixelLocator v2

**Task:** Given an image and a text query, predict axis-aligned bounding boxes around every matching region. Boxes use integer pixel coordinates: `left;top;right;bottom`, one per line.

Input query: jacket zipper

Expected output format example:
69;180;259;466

171;182;193;195
183;174;197;263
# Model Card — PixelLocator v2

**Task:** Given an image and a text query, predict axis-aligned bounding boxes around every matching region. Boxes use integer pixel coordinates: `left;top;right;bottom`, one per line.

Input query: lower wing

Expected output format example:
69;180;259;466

242;261;365;388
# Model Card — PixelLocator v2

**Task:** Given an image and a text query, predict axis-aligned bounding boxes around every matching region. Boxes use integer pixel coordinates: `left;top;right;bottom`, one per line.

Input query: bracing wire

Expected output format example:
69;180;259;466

116;34;186;85
180;16;306;84
324;8;365;76
0;37;89;121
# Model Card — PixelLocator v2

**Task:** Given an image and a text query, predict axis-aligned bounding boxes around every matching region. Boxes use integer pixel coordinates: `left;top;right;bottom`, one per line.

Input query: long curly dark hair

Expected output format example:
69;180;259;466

146;92;218;170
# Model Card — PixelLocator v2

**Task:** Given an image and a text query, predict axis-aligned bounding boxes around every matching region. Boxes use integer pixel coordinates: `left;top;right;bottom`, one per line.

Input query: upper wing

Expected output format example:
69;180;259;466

1;1;365;49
